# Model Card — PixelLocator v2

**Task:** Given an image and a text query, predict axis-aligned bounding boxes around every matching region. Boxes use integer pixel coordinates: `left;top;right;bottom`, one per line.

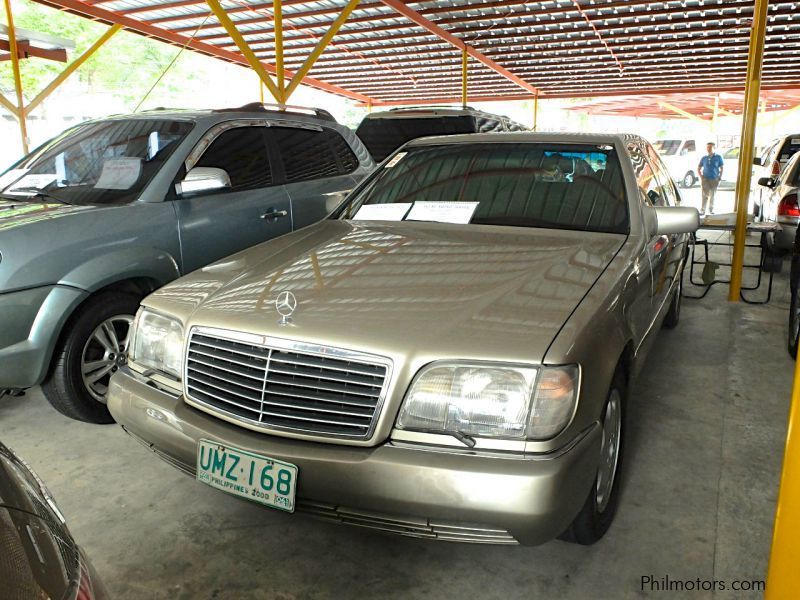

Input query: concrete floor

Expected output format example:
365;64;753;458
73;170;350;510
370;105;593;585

1;234;793;599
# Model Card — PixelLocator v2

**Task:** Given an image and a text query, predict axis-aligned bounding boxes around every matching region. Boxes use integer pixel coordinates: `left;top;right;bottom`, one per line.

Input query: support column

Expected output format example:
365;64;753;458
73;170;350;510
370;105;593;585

273;0;284;104
533;92;539;131
729;0;768;301
461;47;468;108
3;0;28;154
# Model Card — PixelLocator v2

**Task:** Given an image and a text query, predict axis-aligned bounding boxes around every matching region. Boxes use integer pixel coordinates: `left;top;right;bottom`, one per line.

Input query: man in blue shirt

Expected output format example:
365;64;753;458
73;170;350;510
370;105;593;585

698;142;724;214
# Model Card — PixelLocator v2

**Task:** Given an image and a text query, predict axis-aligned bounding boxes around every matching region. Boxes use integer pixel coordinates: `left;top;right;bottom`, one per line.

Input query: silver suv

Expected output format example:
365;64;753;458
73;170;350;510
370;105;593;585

0;104;374;422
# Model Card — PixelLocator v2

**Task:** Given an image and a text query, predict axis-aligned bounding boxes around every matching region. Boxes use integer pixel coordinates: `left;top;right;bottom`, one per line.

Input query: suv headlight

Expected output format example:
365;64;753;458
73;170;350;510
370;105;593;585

396;363;579;441
130;309;184;379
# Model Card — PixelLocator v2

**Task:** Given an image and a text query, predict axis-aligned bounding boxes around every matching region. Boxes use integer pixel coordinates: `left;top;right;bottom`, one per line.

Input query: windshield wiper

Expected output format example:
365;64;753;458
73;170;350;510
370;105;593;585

0;188;71;205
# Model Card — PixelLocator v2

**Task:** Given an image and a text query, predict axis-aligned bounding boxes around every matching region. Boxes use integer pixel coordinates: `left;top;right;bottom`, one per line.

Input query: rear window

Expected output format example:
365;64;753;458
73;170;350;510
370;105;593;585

338;143;628;234
778;137;800;162
355;116;477;163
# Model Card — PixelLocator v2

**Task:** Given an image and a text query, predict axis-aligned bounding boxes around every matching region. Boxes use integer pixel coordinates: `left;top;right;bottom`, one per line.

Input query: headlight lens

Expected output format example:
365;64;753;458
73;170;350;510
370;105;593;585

396;363;579;441
131;309;184;379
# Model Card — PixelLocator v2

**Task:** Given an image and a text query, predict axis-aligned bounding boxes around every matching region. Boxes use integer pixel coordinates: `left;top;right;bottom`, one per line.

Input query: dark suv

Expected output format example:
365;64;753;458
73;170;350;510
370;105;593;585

0;103;374;422
355;106;528;163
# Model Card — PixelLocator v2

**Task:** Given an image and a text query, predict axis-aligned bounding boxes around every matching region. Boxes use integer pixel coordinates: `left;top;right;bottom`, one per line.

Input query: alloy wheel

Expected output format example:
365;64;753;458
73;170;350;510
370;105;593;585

596;390;622;514
80;315;134;403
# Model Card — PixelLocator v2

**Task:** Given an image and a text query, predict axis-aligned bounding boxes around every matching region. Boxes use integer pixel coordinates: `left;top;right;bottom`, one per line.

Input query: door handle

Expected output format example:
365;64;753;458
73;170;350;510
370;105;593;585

261;209;289;221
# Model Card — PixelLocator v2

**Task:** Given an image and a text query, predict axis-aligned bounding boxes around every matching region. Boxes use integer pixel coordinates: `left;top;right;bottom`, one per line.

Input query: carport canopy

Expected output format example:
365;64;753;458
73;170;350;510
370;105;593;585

23;0;800;106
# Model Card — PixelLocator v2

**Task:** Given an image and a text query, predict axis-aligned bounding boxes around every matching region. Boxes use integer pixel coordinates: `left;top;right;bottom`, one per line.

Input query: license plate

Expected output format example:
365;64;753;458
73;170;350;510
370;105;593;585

196;440;297;513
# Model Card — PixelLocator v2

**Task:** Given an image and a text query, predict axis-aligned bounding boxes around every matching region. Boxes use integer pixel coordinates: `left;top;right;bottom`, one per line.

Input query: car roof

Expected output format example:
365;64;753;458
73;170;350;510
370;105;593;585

404;131;638;147
363;106;513;120
94;103;339;126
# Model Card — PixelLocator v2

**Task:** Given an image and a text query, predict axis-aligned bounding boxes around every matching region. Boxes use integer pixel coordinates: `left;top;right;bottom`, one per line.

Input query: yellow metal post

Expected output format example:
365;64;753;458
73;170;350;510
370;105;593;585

3;0;28;154
728;0;768;302
259;79;265;103
284;0;361;100
712;94;720;138
533;92;539;131
766;356;800;598
273;0;284;104
461;47;468;108
26;24;122;115
205;0;282;102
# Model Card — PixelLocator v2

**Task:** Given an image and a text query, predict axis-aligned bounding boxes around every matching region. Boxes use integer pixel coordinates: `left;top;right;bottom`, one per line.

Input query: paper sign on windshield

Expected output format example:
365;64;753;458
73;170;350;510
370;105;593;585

95;157;142;190
7;173;57;194
406;201;478;225
353;203;412;221
0;169;30;191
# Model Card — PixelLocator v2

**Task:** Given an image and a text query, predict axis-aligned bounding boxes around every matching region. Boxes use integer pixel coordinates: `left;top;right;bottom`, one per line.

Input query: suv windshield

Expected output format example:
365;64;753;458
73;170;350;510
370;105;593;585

653;140;681;156
0;119;193;205
338;143;628;234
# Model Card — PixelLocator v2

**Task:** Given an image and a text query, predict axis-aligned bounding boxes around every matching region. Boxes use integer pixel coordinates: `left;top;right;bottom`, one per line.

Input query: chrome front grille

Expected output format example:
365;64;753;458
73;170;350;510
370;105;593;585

184;328;391;440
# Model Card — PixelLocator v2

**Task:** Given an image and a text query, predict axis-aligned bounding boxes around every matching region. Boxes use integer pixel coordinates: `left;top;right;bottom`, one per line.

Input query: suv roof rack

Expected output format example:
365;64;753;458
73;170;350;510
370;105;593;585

214;102;337;122
387;105;478;112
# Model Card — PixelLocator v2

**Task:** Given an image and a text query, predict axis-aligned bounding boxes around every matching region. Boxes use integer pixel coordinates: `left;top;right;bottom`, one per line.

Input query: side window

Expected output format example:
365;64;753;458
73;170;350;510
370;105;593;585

627;142;659;204
195;127;272;191
271;127;357;184
683;140;696;155
646;146;678;206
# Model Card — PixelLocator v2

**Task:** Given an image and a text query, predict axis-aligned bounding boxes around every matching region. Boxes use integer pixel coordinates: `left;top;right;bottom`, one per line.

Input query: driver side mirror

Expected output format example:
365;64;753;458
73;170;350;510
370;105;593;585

175;167;231;196
753;157;763;166
758;176;776;188
645;206;700;236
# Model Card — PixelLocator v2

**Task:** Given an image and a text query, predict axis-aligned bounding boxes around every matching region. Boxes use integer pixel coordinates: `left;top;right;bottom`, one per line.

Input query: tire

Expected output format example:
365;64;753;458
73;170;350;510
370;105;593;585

560;368;627;545
789;287;800;359
662;272;682;329
681;172;696;188
42;292;140;423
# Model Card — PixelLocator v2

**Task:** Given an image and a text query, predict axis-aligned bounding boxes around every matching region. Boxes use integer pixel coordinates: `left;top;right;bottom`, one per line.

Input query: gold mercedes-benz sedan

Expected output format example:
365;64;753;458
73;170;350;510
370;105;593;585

107;133;699;546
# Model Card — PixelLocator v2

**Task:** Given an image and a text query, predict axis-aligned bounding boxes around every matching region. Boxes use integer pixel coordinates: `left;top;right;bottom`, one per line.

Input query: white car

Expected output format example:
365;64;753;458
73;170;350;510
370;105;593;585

653;139;700;188
754;134;800;214
757;150;800;252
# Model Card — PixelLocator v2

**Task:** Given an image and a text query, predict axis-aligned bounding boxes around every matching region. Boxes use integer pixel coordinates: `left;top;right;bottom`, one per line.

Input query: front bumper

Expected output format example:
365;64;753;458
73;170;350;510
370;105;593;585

108;368;601;546
0;285;88;389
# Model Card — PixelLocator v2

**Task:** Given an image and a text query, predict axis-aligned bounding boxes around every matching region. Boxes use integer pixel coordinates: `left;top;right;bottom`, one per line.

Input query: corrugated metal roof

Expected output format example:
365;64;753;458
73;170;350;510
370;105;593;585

31;0;800;105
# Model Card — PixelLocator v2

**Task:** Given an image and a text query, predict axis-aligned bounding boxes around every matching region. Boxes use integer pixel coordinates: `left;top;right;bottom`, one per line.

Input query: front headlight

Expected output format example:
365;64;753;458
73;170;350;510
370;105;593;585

131;309;184;379
396;363;579;441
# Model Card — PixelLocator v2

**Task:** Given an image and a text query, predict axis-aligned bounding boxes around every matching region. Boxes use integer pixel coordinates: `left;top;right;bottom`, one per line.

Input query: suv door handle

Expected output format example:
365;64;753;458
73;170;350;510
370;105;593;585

261;209;289;221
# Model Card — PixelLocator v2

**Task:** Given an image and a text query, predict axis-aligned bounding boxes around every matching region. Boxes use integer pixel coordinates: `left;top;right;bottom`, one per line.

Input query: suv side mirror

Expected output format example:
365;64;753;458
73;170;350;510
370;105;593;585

757;176;776;188
175;167;231;196
753;157;763;166
647;206;700;236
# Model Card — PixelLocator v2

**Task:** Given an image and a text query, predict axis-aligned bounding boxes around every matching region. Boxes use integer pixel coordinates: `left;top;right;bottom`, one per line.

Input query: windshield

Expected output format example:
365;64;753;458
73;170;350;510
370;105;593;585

653;140;681;156
0;119;193;205
337;143;628;234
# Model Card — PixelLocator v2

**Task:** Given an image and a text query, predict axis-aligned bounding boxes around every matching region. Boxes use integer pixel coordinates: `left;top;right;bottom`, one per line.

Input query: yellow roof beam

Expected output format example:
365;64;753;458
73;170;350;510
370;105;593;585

284;0;361;101
657;101;709;123
3;0;28;153
26;24;122;115
0;92;19;118
204;0;282;102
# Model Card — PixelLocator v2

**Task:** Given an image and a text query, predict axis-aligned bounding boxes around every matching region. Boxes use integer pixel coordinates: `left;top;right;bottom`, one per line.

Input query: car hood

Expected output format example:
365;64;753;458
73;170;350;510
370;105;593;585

156;220;626;365
0;199;94;232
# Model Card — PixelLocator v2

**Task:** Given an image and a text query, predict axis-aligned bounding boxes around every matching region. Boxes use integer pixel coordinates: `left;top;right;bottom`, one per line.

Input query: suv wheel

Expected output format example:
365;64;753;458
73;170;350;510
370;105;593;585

682;172;696;188
560;369;627;545
42;292;140;423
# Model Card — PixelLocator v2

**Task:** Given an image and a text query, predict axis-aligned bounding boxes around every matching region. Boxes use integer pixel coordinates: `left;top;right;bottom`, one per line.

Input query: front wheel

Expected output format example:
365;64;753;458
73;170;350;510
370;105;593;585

682;172;697;188
42;292;140;423
560;369;626;545
789;288;800;359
